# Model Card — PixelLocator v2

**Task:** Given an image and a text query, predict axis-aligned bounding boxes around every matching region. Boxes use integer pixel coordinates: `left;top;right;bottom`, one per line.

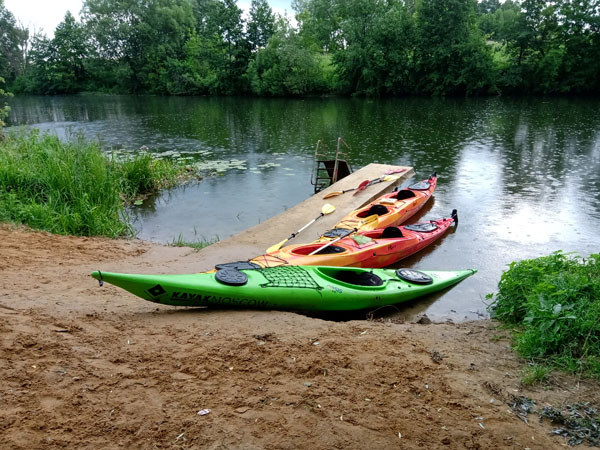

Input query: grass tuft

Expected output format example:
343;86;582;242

521;364;550;386
170;233;219;250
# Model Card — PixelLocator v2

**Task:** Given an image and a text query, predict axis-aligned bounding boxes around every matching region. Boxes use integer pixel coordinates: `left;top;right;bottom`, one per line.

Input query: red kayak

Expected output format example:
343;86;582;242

248;210;457;269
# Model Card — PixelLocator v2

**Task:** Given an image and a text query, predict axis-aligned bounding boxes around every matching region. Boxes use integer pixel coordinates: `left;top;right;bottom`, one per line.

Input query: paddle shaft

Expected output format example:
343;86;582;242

308;228;357;256
288;213;322;239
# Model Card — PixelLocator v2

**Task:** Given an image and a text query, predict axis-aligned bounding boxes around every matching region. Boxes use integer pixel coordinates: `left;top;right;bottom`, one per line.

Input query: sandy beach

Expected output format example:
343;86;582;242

1;224;598;449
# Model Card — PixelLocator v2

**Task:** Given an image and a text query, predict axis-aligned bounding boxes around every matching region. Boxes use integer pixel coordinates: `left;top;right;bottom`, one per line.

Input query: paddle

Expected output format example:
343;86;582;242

323;175;399;199
266;203;336;253
308;215;379;256
322;179;370;199
352;175;400;196
384;167;407;175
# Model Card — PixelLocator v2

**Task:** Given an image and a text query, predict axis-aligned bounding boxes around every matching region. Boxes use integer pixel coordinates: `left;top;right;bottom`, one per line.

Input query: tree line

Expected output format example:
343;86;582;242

0;0;599;97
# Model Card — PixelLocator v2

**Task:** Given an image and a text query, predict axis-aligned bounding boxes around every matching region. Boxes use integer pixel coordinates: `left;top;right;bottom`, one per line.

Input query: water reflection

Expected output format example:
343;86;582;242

7;95;600;320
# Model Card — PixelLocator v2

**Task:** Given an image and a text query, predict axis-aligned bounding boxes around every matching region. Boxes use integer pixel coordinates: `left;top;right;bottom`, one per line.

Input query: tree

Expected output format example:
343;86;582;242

0;0;28;82
333;0;416;95
246;20;334;95
52;12;89;92
293;0;343;52
554;0;600;93
247;0;276;51
211;0;251;94
415;0;494;95
177;30;219;94
17;13;89;94
83;0;195;93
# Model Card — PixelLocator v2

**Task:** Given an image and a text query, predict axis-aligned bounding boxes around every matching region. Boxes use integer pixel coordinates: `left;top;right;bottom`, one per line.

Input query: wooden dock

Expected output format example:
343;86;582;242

182;163;414;272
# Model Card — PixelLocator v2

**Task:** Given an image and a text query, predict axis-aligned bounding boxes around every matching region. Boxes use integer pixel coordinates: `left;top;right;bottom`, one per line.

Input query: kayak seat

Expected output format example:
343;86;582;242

335;270;383;286
314;245;346;255
357;204;388;218
381;226;403;238
394;189;416;200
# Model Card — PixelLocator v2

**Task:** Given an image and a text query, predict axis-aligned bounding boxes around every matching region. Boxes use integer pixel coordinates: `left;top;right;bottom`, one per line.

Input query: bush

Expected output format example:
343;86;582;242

487;251;600;378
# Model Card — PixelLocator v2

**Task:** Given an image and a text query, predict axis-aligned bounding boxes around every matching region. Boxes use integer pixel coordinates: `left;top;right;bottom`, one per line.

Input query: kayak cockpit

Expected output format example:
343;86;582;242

315;267;386;288
290;244;347;256
361;226;404;240
356;204;389;218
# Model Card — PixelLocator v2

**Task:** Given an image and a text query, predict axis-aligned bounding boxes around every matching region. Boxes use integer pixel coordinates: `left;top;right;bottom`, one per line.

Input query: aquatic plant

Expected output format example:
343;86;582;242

487;251;600;379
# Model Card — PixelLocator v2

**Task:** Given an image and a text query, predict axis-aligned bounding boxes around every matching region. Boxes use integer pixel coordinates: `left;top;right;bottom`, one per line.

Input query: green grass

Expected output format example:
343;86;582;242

170;233;219;250
521;364;550;386
0;130;190;237
487;251;600;379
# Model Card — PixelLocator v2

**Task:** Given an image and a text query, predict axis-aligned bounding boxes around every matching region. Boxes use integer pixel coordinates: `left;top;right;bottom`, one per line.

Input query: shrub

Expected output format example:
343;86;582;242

487;251;600;378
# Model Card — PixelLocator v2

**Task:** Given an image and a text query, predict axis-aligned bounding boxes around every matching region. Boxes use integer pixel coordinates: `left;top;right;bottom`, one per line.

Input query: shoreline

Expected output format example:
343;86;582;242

1;224;598;449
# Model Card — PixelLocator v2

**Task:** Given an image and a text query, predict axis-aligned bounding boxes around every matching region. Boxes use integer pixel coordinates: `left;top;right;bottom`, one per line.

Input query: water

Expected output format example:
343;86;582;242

7;95;600;320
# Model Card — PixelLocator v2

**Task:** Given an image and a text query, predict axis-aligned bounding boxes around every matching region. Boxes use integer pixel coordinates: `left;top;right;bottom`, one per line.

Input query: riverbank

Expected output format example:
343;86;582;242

1;224;599;449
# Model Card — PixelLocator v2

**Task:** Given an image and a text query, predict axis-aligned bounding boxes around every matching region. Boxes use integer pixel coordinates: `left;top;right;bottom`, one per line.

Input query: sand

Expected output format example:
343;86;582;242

1;224;598;449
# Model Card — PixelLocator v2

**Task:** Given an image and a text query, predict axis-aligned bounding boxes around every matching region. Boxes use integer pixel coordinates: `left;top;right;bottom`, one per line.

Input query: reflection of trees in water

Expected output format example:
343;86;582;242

7;95;600;214
485;99;600;204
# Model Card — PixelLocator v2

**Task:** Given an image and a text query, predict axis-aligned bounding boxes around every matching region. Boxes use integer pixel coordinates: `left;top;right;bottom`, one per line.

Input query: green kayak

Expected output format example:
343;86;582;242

91;265;476;312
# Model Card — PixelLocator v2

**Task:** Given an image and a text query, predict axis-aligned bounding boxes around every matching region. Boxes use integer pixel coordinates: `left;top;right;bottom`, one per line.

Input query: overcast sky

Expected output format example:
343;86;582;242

3;0;295;37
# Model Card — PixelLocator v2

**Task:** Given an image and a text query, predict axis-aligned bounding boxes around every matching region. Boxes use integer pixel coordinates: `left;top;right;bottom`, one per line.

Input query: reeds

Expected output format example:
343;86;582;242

0;130;188;237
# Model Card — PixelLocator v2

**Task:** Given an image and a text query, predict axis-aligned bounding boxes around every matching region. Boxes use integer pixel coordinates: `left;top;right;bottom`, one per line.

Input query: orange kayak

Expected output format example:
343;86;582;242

323;172;438;236
248;210;457;269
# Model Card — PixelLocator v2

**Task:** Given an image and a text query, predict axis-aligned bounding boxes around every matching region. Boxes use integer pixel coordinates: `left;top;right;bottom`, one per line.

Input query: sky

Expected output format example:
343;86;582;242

3;0;295;37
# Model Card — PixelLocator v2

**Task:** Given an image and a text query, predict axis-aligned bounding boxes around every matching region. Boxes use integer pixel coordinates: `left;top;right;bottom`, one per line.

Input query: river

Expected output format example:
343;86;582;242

7;95;600;320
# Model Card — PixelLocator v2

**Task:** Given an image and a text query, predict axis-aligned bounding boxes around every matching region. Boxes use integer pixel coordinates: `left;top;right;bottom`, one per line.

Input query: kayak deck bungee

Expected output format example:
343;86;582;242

249;210;458;269
320;172;438;236
92;265;476;312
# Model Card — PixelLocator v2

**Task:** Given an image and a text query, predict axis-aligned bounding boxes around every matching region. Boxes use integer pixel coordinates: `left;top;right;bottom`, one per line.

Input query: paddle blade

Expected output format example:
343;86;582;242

352;179;371;196
323;191;343;199
322;203;336;215
266;238;288;253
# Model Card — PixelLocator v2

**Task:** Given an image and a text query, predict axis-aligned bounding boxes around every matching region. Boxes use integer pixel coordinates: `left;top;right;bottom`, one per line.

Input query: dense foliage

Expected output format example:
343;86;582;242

488;252;600;378
0;76;10;134
0;131;188;237
1;0;599;96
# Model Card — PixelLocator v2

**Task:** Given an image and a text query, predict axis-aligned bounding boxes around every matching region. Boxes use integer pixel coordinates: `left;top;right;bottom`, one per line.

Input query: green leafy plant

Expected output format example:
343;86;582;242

487;251;600;378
